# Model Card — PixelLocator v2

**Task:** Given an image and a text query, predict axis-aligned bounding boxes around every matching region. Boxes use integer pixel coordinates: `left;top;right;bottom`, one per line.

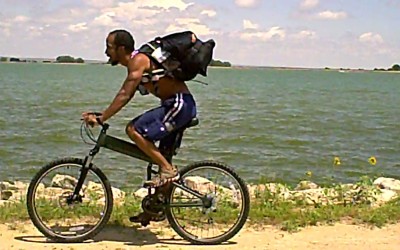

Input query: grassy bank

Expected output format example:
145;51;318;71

1;176;400;233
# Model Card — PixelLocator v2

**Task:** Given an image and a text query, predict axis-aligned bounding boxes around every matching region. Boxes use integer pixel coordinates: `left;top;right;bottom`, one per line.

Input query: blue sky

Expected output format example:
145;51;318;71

0;0;399;69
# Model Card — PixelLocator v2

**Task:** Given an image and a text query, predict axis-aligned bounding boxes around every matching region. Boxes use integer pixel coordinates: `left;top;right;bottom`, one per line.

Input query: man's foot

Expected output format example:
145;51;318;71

144;167;180;188
129;212;166;226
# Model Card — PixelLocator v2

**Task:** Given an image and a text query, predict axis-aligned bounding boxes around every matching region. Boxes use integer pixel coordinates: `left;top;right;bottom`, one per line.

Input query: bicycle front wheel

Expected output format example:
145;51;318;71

26;157;113;243
166;161;250;245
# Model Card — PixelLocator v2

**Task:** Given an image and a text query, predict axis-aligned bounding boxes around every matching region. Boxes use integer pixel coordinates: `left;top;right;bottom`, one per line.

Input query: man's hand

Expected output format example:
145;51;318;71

82;112;101;127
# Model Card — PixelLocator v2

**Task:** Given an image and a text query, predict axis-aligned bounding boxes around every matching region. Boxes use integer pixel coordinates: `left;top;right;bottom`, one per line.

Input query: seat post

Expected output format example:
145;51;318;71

159;118;198;165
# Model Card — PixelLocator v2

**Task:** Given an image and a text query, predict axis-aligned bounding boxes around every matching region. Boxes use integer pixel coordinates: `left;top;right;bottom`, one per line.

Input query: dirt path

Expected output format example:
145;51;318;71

1;222;399;250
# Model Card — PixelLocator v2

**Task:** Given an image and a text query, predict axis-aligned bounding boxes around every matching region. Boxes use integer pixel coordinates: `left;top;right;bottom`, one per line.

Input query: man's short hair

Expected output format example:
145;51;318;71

109;29;135;53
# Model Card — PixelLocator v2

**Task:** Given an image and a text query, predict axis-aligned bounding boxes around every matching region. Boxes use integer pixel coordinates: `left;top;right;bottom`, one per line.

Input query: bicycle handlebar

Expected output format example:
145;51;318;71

81;112;105;127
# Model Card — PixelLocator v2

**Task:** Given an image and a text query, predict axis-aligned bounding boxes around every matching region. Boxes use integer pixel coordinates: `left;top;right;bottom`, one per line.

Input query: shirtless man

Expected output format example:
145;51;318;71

82;29;197;189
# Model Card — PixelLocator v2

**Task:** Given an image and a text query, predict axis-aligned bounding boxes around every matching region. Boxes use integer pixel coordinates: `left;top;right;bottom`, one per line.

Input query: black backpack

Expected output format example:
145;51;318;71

138;31;216;81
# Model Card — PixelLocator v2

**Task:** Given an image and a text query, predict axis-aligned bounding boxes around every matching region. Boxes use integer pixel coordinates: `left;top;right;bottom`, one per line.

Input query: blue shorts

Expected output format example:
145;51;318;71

131;93;197;143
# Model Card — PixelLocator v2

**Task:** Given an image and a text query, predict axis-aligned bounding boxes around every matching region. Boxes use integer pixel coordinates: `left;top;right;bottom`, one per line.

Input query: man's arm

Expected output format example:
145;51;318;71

100;55;148;122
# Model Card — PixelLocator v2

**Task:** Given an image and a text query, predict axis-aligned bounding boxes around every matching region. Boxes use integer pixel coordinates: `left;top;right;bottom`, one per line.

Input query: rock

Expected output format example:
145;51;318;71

112;187;126;200
11;181;28;190
0;200;13;206
0;190;13;200
51;174;78;189
373;177;400;193
134;188;150;199
8;190;25;201
44;187;65;198
87;181;103;191
0;182;15;191
295;181;319;190
265;183;290;194
373;189;398;206
184;176;216;194
291;188;323;205
251;183;291;200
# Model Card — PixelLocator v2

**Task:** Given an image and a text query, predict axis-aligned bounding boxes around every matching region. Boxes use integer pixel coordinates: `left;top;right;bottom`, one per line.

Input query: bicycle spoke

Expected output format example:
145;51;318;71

167;162;249;244
27;159;113;242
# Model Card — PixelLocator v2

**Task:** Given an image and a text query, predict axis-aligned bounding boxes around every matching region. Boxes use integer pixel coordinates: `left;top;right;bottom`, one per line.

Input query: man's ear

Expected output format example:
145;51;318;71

118;46;126;53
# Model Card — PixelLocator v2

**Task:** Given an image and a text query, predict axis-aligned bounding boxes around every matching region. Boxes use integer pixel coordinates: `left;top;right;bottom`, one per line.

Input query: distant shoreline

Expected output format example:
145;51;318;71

1;61;399;73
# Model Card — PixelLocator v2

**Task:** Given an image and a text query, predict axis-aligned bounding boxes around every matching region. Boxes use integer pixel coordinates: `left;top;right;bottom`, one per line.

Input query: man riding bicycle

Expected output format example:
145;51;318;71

82;29;197;222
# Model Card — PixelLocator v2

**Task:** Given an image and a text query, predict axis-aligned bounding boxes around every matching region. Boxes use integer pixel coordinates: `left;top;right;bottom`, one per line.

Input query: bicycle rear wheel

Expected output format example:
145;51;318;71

26;157;113;243
165;161;250;244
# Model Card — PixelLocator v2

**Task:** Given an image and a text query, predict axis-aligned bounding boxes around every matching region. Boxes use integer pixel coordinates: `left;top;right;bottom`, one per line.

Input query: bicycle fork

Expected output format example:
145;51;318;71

70;145;100;203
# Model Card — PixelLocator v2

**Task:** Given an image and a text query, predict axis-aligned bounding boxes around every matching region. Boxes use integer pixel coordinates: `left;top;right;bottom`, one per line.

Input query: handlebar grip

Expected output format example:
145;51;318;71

82;112;103;126
95;116;104;126
89;112;103;117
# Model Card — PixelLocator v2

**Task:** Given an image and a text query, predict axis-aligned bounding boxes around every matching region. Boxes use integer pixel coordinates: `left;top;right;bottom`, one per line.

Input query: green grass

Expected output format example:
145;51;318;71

1;179;400;233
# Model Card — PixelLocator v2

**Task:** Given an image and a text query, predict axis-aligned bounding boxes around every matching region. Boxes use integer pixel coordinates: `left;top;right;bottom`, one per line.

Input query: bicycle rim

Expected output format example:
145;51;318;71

166;161;250;244
27;158;113;242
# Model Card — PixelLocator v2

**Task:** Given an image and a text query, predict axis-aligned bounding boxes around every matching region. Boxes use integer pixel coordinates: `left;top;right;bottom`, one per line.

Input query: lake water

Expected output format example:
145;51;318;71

0;63;399;189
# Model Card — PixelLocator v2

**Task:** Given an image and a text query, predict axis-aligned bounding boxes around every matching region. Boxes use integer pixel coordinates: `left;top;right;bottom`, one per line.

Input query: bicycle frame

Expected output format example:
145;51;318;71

71;122;210;208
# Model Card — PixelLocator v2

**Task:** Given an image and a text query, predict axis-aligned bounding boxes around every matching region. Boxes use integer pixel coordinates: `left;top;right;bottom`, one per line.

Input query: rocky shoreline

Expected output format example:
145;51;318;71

1;176;400;207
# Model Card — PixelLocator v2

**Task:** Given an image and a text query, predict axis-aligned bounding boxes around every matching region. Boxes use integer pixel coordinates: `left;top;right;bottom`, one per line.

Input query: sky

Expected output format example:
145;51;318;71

0;0;399;69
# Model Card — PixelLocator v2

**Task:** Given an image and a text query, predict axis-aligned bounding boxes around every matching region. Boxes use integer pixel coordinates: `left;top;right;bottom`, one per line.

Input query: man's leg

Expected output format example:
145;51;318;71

125;106;180;187
126;126;174;172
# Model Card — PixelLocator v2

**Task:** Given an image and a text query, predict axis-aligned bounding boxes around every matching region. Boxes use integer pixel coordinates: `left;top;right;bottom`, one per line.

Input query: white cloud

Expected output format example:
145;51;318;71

13;15;30;22
166;18;217;36
359;32;384;44
0;20;11;28
27;26;43;38
243;19;259;30
316;11;347;20
92;12;117;27
240;26;285;41
68;22;88;32
293;30;316;39
201;9;217;17
88;0;193;12
83;0;115;9
39;7;93;25
300;0;319;10
142;0;193;11
91;0;193;29
235;0;260;8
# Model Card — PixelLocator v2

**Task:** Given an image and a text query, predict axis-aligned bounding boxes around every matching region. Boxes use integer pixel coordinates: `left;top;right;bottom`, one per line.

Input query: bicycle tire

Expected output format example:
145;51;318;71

165;160;250;245
26;157;113;243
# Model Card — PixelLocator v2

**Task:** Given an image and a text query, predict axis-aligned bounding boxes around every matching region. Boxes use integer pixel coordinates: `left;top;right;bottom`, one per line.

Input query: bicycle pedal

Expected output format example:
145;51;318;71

141;220;150;227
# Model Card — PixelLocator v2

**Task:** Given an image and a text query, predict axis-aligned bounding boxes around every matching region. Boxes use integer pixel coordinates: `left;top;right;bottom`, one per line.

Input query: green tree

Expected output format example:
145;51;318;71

210;59;231;67
56;55;84;63
75;57;84;63
56;55;76;63
391;64;400;71
0;57;7;62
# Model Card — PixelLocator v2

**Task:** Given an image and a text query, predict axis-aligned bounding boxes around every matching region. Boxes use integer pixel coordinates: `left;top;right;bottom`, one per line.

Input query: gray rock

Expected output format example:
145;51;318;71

295;180;319;190
373;177;400;193
51;174;78;189
0;190;13;200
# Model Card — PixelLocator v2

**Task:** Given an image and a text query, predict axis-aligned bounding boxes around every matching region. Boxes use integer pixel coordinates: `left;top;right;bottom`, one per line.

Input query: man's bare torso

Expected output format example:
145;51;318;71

142;76;190;101
132;53;190;101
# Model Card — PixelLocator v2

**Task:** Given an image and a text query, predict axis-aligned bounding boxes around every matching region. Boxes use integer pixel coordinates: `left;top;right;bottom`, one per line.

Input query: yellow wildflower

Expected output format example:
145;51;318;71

333;156;341;166
368;156;377;165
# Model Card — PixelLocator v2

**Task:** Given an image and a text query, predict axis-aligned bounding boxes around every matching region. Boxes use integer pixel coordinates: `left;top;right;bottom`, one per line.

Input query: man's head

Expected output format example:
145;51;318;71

105;29;135;66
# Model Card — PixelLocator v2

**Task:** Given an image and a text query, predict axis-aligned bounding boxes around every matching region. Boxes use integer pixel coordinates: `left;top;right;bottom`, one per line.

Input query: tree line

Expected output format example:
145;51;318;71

56;55;84;63
0;56;85;63
374;64;400;71
209;59;231;67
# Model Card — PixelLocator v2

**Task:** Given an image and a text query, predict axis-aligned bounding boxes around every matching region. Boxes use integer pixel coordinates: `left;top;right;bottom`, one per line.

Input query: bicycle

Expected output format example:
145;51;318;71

26;114;250;245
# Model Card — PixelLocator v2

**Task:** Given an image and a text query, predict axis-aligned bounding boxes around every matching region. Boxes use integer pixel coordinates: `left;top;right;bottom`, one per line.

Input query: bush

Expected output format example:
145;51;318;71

56;55;85;63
